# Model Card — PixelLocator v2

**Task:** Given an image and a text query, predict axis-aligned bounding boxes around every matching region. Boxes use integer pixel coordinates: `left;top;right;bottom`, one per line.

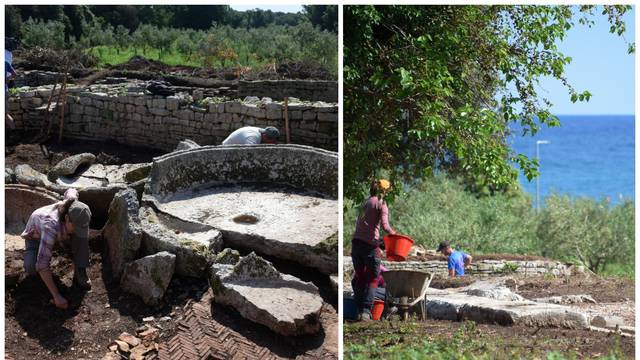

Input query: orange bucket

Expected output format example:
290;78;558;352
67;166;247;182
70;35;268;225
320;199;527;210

372;299;385;320
383;234;414;261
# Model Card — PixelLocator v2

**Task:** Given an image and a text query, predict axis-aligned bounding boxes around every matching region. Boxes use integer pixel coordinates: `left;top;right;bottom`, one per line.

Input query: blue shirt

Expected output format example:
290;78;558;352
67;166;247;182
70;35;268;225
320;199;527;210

448;250;469;276
5;60;15;93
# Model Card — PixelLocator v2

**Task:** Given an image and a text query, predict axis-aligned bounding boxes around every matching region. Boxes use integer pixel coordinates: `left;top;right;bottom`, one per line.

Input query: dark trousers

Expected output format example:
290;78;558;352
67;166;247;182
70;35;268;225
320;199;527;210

24;235;90;275
351;239;381;313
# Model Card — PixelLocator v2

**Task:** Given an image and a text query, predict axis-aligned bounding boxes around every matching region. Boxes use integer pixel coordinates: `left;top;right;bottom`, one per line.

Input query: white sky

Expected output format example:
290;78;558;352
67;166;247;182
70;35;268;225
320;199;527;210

230;5;303;13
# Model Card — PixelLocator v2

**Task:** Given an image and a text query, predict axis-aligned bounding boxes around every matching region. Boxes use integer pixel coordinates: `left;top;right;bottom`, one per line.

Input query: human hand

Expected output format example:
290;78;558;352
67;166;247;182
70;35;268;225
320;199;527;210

51;295;69;310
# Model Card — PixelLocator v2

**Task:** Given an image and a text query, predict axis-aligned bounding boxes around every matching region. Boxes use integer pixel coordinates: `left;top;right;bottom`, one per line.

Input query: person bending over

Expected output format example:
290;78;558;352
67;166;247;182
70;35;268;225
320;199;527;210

22;189;92;309
437;241;472;277
221;126;279;145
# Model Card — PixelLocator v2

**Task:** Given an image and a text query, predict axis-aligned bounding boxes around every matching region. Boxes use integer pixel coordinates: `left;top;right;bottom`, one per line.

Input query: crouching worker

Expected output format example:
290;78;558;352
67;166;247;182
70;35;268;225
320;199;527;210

222;126;279;145
351;179;395;321
437;241;472;277
22;189;92;309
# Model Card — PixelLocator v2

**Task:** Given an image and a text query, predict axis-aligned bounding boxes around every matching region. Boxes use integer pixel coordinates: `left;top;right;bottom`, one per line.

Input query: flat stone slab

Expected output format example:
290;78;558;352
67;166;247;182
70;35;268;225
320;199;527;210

427;292;589;329
56;163;150;187
209;253;323;336
152;184;337;274
139;206;223;278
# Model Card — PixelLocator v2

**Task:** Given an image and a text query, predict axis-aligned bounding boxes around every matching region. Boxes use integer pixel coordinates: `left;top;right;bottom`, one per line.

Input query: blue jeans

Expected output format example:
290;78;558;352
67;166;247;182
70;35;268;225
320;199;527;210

24;236;89;275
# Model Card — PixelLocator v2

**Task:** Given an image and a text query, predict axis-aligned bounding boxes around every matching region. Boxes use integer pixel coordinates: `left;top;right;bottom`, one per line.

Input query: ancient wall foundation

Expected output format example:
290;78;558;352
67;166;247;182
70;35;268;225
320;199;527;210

343;257;574;277
8;83;338;152
238;80;337;103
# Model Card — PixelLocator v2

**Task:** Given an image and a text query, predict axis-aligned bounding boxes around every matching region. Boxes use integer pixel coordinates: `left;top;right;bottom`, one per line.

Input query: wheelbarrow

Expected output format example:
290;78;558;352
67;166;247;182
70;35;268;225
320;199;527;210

382;270;434;321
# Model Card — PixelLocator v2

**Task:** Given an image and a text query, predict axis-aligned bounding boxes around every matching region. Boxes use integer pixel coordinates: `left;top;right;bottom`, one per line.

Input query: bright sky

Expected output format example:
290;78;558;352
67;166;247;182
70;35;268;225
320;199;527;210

230;5;303;13
539;6;635;115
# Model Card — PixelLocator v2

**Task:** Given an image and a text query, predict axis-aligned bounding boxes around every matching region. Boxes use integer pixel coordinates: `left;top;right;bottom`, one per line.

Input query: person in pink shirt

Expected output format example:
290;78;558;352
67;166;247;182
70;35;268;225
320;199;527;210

351;179;395;321
22;189;92;309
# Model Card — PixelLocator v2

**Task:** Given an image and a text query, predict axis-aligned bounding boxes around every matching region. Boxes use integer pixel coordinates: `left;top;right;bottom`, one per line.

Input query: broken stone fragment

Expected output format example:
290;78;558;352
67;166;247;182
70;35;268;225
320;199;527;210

114;339;130;353
48;152;96;181
14;164;51;187
120;251;176;306
129;344;155;360
5;167;15;184
591;315;625;329
214;248;241;265
173;139;200;152
103;188;143;279
535;294;597;305
139;206;222;278
232;252;281;279
138;326;160;340
462;280;525;302
117;332;141;347
124;163;151;183
208;253;323;336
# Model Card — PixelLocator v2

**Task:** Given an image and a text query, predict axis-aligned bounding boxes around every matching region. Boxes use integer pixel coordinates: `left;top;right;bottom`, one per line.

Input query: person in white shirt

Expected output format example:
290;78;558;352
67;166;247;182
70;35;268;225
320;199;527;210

222;126;280;145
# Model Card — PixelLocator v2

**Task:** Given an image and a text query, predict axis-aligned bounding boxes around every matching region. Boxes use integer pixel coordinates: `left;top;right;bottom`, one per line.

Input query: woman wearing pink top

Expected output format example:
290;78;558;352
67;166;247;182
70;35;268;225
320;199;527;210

22;189;92;309
351;179;395;321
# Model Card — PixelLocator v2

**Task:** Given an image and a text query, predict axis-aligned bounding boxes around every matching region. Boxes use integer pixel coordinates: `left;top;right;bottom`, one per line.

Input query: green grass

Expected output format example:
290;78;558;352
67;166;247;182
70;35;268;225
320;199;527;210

89;46;205;68
344;321;627;360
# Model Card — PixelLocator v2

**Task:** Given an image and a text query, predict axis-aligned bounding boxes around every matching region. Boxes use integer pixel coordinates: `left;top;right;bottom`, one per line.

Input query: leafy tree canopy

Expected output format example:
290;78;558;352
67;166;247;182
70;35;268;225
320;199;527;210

344;5;633;202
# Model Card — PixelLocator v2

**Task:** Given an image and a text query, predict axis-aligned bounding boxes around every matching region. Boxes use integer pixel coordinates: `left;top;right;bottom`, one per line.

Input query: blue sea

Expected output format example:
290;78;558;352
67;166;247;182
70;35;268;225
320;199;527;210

509;115;635;204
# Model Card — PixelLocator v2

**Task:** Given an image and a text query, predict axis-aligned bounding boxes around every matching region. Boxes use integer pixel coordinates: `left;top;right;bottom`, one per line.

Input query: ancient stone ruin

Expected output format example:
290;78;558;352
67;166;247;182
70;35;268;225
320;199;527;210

6;76;338;341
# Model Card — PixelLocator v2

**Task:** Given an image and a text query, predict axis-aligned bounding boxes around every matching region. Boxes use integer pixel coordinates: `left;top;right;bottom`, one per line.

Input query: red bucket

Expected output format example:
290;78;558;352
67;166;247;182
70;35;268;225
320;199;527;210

383;234;414;261
372;299;385;320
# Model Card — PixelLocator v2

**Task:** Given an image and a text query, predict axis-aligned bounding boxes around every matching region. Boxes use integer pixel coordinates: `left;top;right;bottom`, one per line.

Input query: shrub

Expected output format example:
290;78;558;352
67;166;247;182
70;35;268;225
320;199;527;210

344;175;635;275
21;18;66;49
537;194;634;273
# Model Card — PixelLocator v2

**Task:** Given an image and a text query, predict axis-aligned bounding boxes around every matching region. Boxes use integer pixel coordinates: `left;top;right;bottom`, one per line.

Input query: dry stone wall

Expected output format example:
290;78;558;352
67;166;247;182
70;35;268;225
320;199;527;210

13;70;65;88
7;84;338;152
238;80;337;103
343;257;573;277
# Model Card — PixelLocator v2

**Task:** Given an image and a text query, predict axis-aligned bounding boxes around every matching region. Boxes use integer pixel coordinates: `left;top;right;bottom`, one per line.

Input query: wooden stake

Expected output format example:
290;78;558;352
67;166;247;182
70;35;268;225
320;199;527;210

57;73;68;143
284;96;290;144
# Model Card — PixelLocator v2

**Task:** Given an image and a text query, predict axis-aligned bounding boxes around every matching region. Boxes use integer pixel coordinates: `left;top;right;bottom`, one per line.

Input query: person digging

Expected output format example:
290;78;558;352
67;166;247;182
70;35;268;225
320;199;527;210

22;189;92;309
221;126;279;145
437;241;472;277
351;179;396;321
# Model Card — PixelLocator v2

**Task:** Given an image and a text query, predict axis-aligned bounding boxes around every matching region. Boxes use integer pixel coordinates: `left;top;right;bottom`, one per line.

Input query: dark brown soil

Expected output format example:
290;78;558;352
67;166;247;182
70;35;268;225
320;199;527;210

429;273;635;303
6;239;338;359
5;248;197;360
5;135;164;174
106;57;335;81
344;320;635;359
15;51;335;81
516;275;634;303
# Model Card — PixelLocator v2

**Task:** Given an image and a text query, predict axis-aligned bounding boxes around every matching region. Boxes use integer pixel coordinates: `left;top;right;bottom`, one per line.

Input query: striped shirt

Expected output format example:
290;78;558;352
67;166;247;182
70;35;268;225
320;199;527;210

21;203;64;271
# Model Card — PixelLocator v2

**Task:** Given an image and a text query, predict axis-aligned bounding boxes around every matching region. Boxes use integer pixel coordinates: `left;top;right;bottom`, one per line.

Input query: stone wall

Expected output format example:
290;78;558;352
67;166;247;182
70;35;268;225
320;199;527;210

7;84;338;152
12;70;65;88
238;80;337;103
146;144;338;199
343;257;573;277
